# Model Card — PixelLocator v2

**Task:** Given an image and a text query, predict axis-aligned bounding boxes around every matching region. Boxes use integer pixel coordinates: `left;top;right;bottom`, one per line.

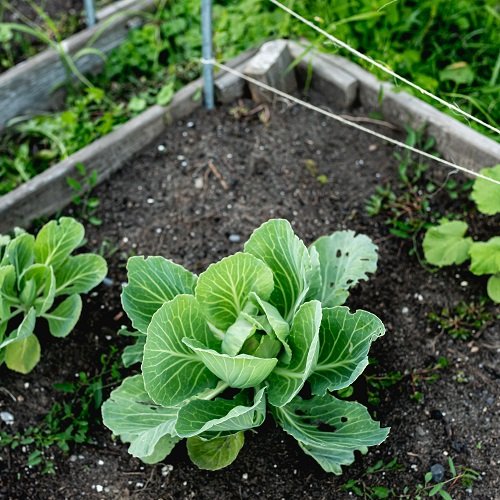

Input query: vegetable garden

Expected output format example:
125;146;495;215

0;1;499;499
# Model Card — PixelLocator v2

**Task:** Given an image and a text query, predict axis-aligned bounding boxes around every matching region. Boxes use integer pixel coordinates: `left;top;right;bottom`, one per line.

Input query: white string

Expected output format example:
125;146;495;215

269;0;500;136
204;59;500;186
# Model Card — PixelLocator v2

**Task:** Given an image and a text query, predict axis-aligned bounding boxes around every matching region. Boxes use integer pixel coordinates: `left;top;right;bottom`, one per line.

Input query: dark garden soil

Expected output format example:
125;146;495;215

0;92;498;499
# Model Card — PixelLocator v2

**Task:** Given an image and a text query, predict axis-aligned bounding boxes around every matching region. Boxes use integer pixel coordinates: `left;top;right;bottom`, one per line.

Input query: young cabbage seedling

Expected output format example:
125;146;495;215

103;219;388;473
0;217;107;373
423;164;500;303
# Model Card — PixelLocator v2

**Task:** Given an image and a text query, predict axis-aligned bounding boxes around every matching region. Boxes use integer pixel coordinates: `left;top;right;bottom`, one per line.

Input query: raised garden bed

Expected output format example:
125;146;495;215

1;40;499;498
1;84;499;498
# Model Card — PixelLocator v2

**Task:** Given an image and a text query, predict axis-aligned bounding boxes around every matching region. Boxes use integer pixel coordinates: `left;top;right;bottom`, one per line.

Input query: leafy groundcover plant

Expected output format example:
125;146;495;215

103;219;389;472
0;217;107;373
423;165;500;303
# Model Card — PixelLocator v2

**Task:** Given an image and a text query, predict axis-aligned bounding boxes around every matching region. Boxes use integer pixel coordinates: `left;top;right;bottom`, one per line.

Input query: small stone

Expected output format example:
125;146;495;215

181;161;188;168
369;144;378;152
157;144;166;152
98;459;104;465
460;281;468;287
194;178;204;189
0;412;14;425
69;455;77;462
161;464;174;476
95;485;103;493
147;198;155;204
415;425;426;437
102;277;113;287
187;121;195;128
135;482;144;488
430;409;444;420
155;228;162;234
228;234;241;243
242;473;248;480
452;441;467;453
430;463;445;482
24;382;30;389
402;306;409;314
177;155;185;161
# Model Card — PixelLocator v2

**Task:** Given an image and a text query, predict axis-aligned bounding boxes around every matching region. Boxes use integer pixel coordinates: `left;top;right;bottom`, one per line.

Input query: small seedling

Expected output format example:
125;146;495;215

67;163;102;226
423;164;500;303
0;217;107;373
428;299;495;340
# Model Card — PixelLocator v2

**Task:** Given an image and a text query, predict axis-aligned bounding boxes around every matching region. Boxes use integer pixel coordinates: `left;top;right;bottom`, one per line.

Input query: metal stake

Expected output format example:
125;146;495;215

201;0;215;109
84;0;97;27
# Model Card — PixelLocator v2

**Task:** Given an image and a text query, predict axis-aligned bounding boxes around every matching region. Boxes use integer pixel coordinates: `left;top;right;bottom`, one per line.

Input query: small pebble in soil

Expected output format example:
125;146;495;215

0;412;14;425
187;121;195;128
228;234;241;243
70;455;77;462
157;144;166;152
430;464;445;482
161;464;174;476
430;409;444;420
242;473;248;480
460;281;468;287
194;178;204;189
94;485;103;493
24;382;29;389
147;198;155;204
102;277;113;287
98;460;104;466
402;306;409;314
136;482;144;488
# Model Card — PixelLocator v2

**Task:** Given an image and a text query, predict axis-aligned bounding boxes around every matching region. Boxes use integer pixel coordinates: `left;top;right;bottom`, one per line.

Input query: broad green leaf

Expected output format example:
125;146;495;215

122;333;146;367
5;333;41;374
187;431;244;470
222;309;257;356
101;375;180;461
54;254;107;295
471;165;500;215
21;264;55;314
306;245;322;301
311;231;378;307
251;293;291;363
34;217;84;268
267;300;321;407
439;62;474;85
43;294;82;338
175;388;266;437
122;256;197;333
274;394;389;474
244;219;312;321
252;334;282;358
423;221;472;267
469;238;500;275
183;337;278;389
0;266;17;329
195;252;274;331
487;274;500;303
5;233;34;277
309;307;385;395
142;295;220;406
0;308;36;349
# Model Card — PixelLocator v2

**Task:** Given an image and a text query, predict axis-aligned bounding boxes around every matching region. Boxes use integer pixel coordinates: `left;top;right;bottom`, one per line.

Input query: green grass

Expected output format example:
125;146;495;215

1;0;498;195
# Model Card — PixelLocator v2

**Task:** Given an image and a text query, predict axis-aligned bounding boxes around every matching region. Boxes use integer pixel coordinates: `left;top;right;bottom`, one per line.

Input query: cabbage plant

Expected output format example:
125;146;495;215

423;164;500;303
103;219;388;472
0;217;107;373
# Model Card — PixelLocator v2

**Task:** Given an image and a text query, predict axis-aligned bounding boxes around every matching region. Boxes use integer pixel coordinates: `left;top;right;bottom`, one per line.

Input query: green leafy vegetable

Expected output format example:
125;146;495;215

103;219;387;473
423;220;472;267
423;167;500;303
0;217;107;373
471;165;500;215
